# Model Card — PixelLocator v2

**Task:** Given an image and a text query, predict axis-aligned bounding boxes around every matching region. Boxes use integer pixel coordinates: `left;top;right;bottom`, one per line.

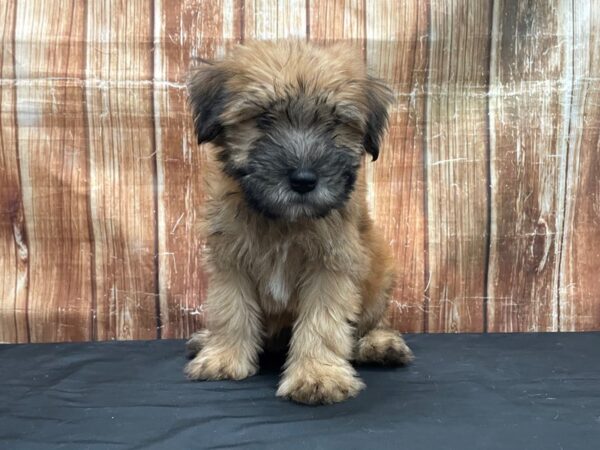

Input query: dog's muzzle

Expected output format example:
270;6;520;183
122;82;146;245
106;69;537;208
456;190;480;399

289;168;318;194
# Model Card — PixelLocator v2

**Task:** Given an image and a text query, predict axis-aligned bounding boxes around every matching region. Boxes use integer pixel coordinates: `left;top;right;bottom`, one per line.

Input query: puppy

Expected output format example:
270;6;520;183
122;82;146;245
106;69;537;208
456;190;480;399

185;40;413;405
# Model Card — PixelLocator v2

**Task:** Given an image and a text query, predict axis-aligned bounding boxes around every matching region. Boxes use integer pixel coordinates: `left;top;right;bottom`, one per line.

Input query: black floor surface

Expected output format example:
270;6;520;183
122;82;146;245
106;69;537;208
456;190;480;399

1;333;599;449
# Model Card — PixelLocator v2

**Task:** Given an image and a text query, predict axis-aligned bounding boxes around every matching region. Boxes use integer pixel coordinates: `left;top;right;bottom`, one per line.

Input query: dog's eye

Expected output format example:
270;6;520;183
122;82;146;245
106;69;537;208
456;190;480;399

256;112;276;129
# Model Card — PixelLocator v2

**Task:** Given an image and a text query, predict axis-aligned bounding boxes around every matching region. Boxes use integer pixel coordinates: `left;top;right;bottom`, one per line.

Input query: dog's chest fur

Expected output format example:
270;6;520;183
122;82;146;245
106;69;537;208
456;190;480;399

205;178;365;315
255;239;305;313
266;241;292;304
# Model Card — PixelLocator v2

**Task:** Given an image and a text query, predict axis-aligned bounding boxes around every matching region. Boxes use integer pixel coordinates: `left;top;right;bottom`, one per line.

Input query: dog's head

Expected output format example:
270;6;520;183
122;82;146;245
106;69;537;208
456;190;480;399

188;41;393;221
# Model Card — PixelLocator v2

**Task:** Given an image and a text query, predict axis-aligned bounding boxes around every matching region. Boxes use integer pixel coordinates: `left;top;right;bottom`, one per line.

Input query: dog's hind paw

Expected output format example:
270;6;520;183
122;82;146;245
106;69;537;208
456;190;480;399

354;328;414;366
185;330;210;358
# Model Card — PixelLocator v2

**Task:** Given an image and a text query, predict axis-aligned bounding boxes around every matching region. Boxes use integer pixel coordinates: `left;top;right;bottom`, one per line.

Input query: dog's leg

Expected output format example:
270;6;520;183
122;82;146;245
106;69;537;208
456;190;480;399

354;266;413;366
277;270;364;405
185;269;262;381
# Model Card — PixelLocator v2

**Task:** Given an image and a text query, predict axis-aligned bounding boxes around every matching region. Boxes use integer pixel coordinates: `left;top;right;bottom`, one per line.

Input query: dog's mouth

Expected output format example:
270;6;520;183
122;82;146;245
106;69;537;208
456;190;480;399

231;148;359;222
245;189;336;221
238;176;342;221
286;195;335;221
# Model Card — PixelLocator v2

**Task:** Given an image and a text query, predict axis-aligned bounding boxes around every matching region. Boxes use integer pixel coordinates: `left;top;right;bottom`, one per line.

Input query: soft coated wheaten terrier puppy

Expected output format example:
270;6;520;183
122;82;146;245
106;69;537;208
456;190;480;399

185;40;413;405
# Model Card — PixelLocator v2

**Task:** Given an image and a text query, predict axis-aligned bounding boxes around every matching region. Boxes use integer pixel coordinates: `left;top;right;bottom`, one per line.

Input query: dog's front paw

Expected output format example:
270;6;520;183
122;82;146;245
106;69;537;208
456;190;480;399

185;347;257;381
277;362;365;405
355;328;414;365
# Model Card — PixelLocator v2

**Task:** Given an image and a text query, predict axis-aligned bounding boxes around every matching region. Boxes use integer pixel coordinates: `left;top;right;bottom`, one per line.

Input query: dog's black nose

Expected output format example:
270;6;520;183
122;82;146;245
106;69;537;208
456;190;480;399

289;168;318;194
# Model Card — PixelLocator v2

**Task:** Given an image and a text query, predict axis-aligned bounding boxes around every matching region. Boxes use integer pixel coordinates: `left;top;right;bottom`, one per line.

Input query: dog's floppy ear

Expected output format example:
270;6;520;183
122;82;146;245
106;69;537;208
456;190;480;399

363;76;394;161
188;60;230;144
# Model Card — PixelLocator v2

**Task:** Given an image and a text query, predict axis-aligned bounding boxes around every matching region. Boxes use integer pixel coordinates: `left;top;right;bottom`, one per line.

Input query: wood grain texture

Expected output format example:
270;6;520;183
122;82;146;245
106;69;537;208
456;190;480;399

487;0;572;332
154;0;243;339
244;0;307;39
425;0;492;332
1;0;600;342
309;0;365;46
0;0;28;343
13;1;92;342
85;0;158;340
559;1;600;331
366;0;428;332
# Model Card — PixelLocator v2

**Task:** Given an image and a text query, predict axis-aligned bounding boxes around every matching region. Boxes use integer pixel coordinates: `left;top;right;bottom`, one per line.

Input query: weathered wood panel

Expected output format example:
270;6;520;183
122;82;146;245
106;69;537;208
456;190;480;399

245;0;307;40
426;0;491;332
487;0;572;332
366;0;428;332
0;0;28;343
13;1;93;342
154;0;243;339
559;2;600;331
309;0;364;46
1;0;599;342
85;0;158;340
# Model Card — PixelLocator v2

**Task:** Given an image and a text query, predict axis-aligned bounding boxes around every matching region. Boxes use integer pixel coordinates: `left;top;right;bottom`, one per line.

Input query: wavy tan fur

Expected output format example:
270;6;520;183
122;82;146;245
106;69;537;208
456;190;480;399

185;41;413;405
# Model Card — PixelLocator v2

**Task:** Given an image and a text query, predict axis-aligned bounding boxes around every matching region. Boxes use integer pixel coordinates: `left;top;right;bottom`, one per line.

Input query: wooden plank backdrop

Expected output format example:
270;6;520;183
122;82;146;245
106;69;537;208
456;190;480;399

0;0;599;343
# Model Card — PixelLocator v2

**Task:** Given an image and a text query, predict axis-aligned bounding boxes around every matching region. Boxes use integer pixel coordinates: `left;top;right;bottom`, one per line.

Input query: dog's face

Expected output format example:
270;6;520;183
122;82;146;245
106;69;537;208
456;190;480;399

188;41;393;221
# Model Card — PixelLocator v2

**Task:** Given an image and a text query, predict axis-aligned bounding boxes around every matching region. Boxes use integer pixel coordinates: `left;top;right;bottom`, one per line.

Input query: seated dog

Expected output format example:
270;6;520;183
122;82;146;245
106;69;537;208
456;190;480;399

185;40;413;405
